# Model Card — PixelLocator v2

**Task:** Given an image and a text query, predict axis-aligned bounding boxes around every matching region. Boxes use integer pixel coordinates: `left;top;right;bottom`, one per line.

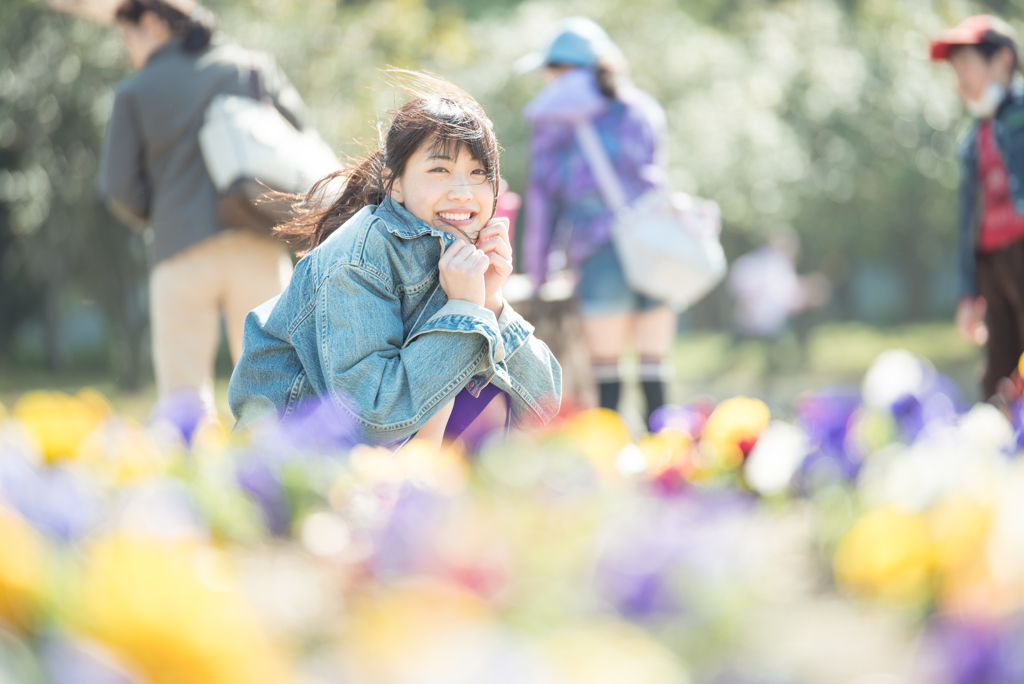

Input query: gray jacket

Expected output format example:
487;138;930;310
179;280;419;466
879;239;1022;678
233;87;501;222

98;35;313;264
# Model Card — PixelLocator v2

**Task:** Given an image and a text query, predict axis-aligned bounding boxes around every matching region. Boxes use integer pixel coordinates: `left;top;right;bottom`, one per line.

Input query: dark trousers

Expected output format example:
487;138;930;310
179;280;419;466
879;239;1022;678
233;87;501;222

977;240;1024;399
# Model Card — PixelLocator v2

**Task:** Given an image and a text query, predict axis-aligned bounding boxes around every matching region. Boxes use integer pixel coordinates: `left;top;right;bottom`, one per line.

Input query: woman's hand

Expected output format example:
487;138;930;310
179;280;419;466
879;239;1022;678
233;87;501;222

439;238;489;307
956;296;988;346
475;217;513;316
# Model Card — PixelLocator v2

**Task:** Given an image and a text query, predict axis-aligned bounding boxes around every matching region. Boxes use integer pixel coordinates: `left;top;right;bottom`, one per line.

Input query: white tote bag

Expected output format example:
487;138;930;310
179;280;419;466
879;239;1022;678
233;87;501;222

574;122;726;309
199;70;341;232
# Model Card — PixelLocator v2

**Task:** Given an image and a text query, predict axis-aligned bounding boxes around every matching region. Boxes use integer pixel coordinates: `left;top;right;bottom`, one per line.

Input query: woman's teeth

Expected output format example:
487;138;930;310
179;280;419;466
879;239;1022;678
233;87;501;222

439;211;472;221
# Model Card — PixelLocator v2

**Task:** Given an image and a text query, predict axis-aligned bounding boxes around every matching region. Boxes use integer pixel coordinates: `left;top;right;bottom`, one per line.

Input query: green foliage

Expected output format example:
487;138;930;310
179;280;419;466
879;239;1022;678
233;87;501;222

0;3;147;382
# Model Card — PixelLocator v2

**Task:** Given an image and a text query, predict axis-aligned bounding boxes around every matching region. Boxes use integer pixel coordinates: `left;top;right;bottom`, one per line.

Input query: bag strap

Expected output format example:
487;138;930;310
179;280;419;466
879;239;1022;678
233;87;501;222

573;121;628;213
248;60;269;103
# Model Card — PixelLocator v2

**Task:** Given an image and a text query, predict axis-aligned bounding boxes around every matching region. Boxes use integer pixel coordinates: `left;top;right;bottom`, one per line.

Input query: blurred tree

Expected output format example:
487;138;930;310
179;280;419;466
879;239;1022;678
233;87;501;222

0;0;147;385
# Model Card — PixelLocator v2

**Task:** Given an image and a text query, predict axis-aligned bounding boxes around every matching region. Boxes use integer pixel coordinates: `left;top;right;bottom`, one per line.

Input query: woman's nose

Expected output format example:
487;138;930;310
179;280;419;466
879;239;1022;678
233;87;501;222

447;178;473;201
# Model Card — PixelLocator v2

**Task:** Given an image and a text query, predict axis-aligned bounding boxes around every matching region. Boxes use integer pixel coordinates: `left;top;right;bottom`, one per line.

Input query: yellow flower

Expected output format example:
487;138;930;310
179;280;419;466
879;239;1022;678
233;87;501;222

77;418;168;485
0;506;50;632
700;397;771;472
395;440;469;495
562;409;632;478
930;497;1003;616
638;429;693;477
341;580;491;683
540;620;689;684
73;538;293;684
834;505;934;606
13;389;112;464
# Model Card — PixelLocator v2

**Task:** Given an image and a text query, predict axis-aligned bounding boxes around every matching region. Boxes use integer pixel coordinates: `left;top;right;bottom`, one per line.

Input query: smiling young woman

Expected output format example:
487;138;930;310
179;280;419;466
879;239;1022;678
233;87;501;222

229;75;561;450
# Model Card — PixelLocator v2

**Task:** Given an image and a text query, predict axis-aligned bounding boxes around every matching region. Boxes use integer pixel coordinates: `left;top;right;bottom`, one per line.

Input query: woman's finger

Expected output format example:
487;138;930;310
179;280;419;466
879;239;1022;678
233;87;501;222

477;235;512;260
439;238;468;267
476;217;510;245
486;252;513;274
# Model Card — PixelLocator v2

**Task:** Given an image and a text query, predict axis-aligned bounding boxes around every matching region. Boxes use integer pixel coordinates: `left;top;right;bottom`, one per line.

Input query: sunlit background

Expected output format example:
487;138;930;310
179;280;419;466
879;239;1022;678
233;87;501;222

3;0;1024;683
1;0;1006;406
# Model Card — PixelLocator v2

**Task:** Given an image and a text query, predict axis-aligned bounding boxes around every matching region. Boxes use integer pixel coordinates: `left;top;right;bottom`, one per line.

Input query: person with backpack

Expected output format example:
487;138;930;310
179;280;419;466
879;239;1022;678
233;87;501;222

931;15;1024;401
520;17;675;428
99;0;311;419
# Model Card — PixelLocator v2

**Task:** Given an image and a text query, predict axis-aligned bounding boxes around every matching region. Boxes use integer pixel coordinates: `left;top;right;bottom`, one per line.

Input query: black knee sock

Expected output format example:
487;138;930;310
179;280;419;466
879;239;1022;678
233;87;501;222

598;380;622;411
640;380;665;426
593;360;622;412
639;357;672;428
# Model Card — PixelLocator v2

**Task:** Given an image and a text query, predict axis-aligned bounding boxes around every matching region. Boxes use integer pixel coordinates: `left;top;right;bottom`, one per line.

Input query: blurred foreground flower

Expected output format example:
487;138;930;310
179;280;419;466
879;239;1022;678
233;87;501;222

699;396;771;474
834;505;933;606
0;506;50;632
12;389;112;463
73;538;292;684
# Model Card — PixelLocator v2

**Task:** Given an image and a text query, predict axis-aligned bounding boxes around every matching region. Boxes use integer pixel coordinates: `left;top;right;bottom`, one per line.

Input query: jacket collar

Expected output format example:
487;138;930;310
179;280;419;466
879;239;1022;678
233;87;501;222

144;35;186;67
376;196;456;242
991;78;1024;120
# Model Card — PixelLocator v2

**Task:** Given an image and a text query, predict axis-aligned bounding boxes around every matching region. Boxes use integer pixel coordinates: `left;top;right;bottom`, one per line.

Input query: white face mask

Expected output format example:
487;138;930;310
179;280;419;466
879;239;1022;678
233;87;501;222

966;82;1007;118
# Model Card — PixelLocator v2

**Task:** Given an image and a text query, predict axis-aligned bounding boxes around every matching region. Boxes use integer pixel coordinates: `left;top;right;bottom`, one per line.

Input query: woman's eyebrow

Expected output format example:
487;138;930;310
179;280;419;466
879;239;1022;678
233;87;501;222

426;153;455;161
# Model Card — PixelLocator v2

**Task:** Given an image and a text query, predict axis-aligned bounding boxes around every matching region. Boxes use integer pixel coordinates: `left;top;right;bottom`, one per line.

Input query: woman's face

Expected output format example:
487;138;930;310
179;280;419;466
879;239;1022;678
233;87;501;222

117;12;173;70
389;139;495;243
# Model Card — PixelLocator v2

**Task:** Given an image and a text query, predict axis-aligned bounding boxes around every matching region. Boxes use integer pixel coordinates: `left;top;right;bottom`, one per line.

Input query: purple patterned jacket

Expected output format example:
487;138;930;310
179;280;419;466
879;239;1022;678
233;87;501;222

522;68;668;285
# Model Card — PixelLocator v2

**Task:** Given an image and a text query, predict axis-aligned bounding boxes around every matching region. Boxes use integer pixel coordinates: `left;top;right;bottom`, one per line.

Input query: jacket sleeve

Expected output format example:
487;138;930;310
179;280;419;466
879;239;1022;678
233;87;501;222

319;262;507;445
98;88;150;229
523;126;562;287
494;302;562;428
958;128;980;298
257;53;315;132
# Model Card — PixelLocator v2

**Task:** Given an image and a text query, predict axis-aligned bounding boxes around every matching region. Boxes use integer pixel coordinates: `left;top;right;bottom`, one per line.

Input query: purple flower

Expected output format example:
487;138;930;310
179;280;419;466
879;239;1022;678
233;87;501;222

917;615;1024;684
148;389;210;446
649;404;707;436
795;386;862;488
0;456;102;542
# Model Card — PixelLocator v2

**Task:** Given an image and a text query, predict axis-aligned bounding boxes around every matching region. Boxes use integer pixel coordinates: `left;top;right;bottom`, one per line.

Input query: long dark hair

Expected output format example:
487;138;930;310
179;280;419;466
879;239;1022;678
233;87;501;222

275;72;501;255
547;57;623;99
114;0;215;52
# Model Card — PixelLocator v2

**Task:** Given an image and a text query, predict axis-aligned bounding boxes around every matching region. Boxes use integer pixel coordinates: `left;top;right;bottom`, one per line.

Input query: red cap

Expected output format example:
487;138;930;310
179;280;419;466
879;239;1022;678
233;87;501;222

930;15;1018;61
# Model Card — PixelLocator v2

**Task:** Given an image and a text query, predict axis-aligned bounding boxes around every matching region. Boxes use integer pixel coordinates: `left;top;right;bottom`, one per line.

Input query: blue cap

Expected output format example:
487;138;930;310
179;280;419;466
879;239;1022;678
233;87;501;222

515;17;615;72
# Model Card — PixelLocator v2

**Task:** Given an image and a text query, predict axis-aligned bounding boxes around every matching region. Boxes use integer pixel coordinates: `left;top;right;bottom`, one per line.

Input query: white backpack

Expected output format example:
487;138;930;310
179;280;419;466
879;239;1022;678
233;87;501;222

573;121;726;309
198;69;341;232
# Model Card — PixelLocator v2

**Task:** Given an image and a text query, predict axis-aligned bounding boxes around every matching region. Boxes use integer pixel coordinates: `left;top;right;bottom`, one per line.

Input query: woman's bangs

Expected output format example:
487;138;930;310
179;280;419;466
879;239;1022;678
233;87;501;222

425;127;498;185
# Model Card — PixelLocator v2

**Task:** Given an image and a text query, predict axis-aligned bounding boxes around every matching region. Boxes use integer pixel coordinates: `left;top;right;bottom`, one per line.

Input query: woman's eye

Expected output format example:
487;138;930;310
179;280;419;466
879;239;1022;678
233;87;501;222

429;167;449;173
471;168;486;176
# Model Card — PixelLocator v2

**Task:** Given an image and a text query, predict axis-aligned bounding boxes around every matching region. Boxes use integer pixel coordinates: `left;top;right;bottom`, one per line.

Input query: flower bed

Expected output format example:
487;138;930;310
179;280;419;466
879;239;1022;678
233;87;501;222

1;349;1022;684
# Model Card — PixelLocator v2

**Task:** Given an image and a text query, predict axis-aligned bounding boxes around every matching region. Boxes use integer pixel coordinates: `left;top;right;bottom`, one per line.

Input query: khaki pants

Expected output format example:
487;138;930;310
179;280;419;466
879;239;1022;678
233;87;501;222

150;230;293;412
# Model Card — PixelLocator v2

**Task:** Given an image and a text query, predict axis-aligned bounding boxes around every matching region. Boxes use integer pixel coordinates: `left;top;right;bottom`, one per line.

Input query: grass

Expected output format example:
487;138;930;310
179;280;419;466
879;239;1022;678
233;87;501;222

0;321;985;421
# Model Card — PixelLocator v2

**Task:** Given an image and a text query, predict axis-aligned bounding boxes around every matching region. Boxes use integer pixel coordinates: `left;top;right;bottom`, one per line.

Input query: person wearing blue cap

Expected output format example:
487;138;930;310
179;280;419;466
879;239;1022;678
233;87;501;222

521;17;674;427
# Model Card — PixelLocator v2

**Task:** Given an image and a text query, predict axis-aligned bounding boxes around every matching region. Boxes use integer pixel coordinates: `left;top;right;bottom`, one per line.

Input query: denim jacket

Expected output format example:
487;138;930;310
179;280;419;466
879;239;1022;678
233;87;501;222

228;197;562;446
958;81;1024;297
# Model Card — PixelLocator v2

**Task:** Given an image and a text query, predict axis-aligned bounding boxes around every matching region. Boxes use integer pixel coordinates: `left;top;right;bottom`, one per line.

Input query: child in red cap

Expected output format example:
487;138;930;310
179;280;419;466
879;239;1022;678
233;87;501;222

931;15;1024;400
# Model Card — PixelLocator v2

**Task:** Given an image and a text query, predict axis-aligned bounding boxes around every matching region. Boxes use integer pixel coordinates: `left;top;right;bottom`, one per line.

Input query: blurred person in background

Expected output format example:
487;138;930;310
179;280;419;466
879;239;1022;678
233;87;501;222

728;227;830;339
99;0;311;418
931;15;1024;401
521;17;673;428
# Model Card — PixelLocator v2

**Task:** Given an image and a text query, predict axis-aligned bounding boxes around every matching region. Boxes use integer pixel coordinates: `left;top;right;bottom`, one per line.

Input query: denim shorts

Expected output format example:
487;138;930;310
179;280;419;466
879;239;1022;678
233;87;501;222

576;241;664;316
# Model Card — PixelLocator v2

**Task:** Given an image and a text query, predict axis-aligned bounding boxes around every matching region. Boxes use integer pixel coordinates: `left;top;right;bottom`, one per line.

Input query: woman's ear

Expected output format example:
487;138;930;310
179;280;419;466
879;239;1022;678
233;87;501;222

385;169;403;203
